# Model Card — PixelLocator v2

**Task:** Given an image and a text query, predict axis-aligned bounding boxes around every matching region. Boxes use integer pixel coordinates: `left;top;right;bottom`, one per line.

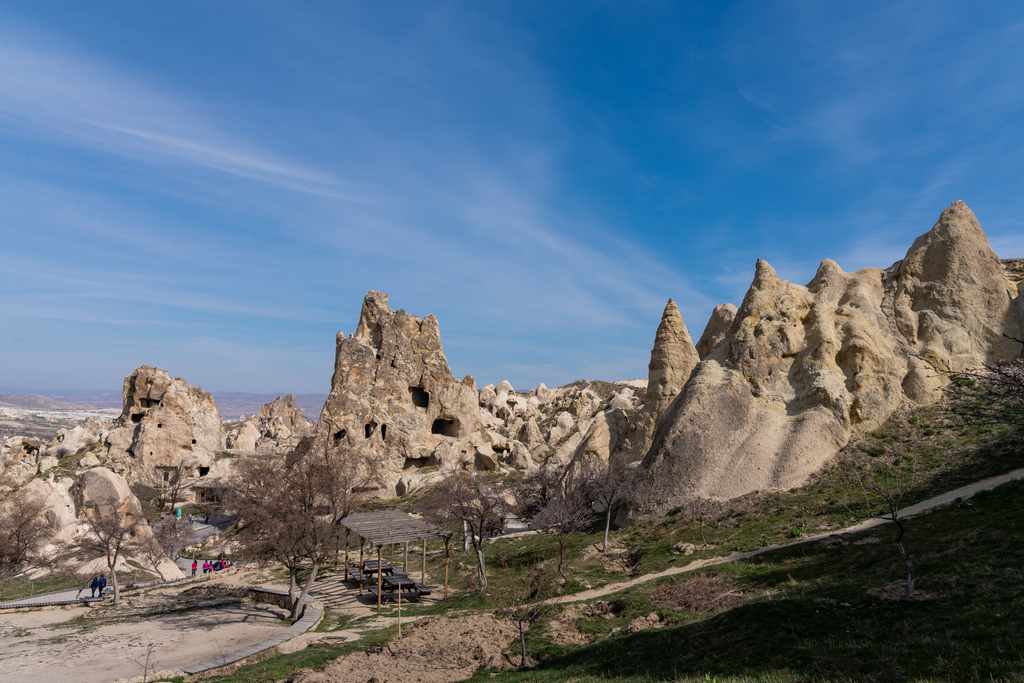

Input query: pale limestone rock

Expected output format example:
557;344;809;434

37;455;59;474
568;409;629;473
549;431;585;467
620;201;1023;524
496;380;515;394
515;418;544;449
316;291;484;494
696;303;738;359
79;452;100;468
104;366;225;482
504;440;534;469
622;299;701;462
535;383;552;402
479;385;497;407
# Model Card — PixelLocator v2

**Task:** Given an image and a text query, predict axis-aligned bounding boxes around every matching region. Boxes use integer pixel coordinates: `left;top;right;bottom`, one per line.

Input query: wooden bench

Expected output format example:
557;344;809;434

367;584;425;603
413;583;431;596
344;569;364;584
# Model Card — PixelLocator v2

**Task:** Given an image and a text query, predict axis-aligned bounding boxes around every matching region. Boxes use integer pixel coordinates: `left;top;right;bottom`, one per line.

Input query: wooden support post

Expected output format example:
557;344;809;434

422;538;427;583
444;537;450;600
358;538;364;594
390;543;394;565
376;545;383;611
344;529;349;576
403;541;408;573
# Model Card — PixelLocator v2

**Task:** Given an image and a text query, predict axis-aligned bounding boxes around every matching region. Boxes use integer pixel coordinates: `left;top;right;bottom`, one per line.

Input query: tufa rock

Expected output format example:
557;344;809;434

316;291;485;493
696;303;738;359
621;201;1023;523
622;299;701;461
104;366;225;481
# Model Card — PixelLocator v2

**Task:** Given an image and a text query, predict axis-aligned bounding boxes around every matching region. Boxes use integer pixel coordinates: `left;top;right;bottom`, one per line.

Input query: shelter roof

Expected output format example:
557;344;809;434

341;510;451;546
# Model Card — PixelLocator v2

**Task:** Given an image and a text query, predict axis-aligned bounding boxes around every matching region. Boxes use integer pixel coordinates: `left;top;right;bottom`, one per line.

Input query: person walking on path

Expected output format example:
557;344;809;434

89;576;99;598
98;575;107;595
192;560;198;577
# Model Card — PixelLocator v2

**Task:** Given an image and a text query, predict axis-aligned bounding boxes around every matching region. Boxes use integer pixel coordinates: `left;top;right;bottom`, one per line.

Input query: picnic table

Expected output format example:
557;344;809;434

366;574;433;603
361;560;393;576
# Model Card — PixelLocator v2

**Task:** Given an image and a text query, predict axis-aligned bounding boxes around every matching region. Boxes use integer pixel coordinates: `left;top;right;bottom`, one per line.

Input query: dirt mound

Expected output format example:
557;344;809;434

651;573;744;614
290;614;517;683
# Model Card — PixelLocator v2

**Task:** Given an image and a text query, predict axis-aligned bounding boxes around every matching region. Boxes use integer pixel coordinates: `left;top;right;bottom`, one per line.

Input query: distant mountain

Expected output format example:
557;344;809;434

0;393;99;411
209;393;328;420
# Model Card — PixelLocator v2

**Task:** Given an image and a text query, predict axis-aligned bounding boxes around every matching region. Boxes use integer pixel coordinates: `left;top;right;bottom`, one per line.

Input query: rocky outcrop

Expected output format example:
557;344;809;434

622;299;701;461
316;291;486;493
621;201;1024;523
696;303;738;359
226;395;313;451
104;366;225;482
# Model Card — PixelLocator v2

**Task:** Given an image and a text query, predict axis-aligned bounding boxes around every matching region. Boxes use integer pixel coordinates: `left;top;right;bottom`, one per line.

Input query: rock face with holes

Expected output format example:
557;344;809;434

103;366;225;483
621;201;1024;523
316;291;485;494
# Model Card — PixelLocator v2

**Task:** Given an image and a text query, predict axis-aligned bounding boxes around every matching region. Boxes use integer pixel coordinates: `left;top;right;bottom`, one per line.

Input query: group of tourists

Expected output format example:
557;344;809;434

88;575;107;597
190;559;232;576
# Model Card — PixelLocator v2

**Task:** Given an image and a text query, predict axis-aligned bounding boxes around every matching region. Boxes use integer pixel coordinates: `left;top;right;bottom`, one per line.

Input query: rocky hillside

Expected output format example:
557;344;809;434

620;200;1023;523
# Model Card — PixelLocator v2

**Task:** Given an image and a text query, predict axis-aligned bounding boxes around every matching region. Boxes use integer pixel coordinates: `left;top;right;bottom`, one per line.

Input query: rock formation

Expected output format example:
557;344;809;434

695;303;738;358
226;394;313;451
621;201;1024;523
622;299;701;460
104;366;225;482
316;291;487;493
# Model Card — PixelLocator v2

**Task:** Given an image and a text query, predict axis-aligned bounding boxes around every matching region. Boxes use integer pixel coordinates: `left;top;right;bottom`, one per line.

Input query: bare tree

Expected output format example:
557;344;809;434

841;449;924;598
516;466;595;580
573;456;634;553
0;490;53;596
231;436;374;620
72;500;148;605
424;472;506;588
685;497;721;548
946;358;1024;429
484;563;557;667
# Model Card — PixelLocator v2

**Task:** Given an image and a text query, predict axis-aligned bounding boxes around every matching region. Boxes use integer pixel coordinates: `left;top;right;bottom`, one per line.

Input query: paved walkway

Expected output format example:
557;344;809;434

542;466;1024;605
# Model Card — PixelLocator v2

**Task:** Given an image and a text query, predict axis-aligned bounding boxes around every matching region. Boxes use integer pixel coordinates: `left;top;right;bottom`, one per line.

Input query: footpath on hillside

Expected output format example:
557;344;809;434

539;465;1024;606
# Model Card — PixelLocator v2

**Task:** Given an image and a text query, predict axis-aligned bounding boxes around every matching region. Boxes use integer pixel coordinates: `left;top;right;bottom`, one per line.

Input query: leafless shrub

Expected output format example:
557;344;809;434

0;490;52;592
651;572;744;614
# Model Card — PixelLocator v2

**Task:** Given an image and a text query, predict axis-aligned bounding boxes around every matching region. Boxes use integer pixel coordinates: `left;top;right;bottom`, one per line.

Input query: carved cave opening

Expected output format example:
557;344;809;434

131;413;143;423
381;424;387;440
431;418;459;437
333;429;347;446
403;456;433;469
410;386;430;408
198;466;210;477
365;422;378;438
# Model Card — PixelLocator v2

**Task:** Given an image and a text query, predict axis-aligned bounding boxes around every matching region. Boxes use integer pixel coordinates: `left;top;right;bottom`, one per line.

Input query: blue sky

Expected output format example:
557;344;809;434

1;1;1023;394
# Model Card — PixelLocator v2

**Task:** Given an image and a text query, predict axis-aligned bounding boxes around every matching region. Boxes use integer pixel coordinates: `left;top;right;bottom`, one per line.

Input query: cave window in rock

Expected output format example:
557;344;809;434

333;429;347;446
381;424;387;440
365;422;377;439
157;423;162;428
131;413;143;423
192;439;197;444
156;466;177;484
140;398;158;408
431;418;459;437
198;466;210;477
409;386;430;408
403;456;433;469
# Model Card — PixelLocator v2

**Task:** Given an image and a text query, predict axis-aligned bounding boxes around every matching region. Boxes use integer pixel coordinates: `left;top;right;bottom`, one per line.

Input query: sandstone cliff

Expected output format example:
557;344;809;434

621;201;1023;523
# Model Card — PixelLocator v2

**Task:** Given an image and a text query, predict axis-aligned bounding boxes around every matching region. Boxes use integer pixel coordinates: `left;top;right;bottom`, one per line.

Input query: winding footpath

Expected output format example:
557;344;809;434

543;466;1024;605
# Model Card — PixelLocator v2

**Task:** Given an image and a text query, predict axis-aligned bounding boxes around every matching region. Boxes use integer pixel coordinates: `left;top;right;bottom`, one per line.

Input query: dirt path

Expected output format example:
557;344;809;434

543;466;1024;605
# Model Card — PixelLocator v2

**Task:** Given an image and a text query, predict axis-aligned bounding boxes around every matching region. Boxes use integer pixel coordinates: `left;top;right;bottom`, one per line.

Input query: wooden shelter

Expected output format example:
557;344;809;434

340;510;453;609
